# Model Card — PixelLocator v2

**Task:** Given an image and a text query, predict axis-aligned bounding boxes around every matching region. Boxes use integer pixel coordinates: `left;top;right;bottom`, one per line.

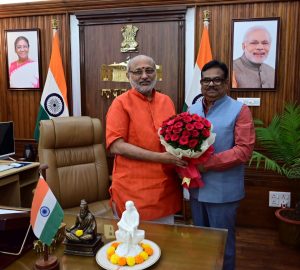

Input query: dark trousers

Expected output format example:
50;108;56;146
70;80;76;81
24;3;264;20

190;198;240;270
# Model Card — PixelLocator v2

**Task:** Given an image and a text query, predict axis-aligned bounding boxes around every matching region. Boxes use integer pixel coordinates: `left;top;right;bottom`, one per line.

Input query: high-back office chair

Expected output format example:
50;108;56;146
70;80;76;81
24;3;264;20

38;116;113;217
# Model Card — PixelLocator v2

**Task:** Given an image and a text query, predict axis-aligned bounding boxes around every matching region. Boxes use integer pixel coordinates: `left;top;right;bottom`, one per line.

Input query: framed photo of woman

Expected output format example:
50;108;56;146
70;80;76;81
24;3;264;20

231;18;280;91
5;29;41;90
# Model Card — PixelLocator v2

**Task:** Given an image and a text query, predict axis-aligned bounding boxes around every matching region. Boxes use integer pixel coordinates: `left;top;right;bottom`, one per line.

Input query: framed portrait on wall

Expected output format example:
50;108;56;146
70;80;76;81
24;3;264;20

5;29;41;90
231;18;280;91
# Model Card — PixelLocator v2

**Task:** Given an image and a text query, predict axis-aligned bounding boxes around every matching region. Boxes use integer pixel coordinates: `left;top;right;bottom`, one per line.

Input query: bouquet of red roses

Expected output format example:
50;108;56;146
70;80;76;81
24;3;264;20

158;112;215;189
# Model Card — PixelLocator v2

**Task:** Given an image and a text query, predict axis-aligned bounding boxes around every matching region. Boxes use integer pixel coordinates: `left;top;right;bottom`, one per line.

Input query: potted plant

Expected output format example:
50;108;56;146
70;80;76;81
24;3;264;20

250;103;300;247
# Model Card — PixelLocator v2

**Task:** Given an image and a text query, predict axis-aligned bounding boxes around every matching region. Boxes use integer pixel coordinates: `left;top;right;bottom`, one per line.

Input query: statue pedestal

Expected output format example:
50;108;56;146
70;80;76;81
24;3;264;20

63;234;103;256
34;255;59;270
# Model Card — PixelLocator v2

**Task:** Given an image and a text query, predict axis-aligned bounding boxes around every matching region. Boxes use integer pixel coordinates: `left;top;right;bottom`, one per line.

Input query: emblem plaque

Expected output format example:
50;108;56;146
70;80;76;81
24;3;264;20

120;25;139;52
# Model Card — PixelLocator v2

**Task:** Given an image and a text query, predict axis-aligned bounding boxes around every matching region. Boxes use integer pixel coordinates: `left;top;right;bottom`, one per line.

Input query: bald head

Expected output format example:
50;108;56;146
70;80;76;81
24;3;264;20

127;55;156;72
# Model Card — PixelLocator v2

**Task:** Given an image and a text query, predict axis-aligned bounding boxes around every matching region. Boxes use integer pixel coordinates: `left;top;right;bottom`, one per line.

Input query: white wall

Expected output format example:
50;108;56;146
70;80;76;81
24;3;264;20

70;15;81;116
185;7;195;101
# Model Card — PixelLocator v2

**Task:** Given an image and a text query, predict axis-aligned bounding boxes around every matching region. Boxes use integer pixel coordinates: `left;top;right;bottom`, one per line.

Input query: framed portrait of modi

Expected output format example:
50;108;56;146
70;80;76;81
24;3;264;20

230;18;280;91
5;29;41;90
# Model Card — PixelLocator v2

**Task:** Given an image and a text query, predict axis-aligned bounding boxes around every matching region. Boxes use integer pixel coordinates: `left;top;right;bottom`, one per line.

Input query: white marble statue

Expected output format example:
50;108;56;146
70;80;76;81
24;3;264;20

115;201;145;257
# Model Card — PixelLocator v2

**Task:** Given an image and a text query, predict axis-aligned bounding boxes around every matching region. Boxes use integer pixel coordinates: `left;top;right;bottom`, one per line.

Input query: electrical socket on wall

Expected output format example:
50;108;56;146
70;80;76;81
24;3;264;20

269;191;291;207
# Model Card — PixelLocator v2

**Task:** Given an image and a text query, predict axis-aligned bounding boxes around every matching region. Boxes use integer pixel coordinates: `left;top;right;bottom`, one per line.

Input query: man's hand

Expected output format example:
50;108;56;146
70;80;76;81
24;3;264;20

158;152;188;168
110;138;187;167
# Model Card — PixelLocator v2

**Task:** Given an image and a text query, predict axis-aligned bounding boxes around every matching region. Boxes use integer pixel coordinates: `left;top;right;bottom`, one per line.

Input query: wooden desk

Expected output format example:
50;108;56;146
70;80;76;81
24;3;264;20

6;214;227;270
0;161;40;207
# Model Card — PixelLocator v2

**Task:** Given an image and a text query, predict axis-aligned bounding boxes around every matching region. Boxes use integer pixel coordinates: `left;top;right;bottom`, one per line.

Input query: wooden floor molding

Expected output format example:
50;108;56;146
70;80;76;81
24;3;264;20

236;227;300;270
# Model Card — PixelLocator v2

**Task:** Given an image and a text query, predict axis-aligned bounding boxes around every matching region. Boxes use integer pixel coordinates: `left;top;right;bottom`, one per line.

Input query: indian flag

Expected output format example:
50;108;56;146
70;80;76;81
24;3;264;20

34;29;69;141
183;20;212;111
30;176;64;246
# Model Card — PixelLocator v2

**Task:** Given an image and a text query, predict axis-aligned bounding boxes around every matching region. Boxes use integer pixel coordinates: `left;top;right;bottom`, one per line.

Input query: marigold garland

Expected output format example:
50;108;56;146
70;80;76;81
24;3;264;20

106;241;154;266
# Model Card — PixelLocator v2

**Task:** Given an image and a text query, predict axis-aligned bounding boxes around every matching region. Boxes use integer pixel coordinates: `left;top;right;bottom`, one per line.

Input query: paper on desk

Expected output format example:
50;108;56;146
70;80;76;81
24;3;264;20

0;209;28;214
104;224;115;239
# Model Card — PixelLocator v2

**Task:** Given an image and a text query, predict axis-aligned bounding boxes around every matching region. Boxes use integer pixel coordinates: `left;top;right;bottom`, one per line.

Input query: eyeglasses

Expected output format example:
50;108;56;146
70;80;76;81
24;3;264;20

129;68;156;76
200;77;225;86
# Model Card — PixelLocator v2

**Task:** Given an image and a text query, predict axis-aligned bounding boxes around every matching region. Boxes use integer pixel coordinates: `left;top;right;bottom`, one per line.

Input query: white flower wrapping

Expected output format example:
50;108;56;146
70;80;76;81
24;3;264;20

158;126;216;159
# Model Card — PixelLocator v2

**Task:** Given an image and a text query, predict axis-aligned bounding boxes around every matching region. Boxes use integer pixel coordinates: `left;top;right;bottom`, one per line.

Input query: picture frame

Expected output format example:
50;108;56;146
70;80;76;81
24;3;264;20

230;18;280;91
5;28;42;90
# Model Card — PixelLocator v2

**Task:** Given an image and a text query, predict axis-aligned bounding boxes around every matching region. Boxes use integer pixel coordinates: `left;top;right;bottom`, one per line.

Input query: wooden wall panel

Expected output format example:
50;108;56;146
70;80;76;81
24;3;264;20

238;168;300;228
80;21;184;113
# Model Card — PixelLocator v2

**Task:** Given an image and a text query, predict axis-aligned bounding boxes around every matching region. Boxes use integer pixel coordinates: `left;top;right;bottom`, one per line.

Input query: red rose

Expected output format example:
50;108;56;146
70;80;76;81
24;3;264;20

186;123;195;131
164;134;171;141
194;122;204;130
166;126;173;133
171;134;179;142
179;136;189;145
188;139;198;149
182;130;191;137
192;130;200;138
202;129;210;138
174;121;184;128
173;127;183;134
161;120;169;128
182;116;193;123
167;119;175;126
203;119;211;128
192;114;202;121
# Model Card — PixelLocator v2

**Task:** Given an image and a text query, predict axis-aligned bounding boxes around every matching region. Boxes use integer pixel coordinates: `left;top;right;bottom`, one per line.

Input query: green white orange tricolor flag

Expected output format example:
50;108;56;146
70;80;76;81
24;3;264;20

34;29;69;141
30;176;64;246
183;21;212;111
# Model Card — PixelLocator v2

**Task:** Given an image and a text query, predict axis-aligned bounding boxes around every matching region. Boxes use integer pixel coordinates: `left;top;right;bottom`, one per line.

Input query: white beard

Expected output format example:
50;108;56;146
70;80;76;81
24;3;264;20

130;78;157;96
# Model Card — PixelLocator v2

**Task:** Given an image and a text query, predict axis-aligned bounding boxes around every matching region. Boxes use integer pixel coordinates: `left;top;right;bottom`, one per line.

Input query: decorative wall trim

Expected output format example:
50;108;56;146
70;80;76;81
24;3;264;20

0;0;294;18
75;6;187;25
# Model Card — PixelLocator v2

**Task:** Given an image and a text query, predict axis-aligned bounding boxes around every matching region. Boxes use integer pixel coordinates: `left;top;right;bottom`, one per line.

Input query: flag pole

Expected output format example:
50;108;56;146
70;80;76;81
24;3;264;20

41;22;57;264
33;18;62;265
44;244;49;262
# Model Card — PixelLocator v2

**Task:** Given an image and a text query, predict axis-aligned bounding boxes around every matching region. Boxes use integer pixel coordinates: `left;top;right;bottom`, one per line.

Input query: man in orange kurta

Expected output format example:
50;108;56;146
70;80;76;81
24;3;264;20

106;55;187;221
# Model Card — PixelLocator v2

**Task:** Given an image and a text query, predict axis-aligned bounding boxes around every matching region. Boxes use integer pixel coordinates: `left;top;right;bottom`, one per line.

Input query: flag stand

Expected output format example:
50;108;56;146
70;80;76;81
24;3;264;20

33;19;62;270
34;244;59;270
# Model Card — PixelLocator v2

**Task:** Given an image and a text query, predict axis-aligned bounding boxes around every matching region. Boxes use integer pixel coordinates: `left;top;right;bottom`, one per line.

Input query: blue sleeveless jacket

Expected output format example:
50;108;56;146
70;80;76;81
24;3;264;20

188;95;244;203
